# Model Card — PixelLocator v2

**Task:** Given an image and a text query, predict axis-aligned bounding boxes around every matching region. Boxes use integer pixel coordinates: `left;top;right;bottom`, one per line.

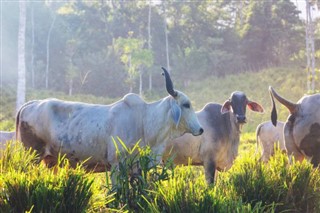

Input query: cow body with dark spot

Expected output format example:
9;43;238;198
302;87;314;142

256;121;285;162
163;91;264;184
16;68;203;175
269;86;320;166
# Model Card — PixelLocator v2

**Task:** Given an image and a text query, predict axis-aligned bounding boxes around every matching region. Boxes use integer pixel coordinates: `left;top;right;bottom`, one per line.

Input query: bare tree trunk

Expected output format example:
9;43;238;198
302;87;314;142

305;0;316;92
163;2;170;71
16;0;26;112
139;68;143;96
148;2;152;91
31;5;35;88
45;15;56;89
69;78;73;96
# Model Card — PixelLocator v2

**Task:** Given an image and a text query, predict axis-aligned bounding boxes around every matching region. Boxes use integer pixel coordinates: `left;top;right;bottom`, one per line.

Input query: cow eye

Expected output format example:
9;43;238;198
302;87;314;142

183;103;190;108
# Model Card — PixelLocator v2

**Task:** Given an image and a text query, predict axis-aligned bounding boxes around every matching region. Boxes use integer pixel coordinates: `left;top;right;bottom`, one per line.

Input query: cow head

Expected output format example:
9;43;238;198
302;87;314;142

221;91;264;124
162;67;203;136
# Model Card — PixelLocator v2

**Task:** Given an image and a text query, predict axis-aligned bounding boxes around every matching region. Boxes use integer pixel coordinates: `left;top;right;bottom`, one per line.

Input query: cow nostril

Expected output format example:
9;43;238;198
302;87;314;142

237;116;246;123
199;128;204;135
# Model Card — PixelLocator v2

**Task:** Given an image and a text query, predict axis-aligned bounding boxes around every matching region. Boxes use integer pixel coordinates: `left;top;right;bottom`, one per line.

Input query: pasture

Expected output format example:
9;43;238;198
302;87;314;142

1;136;320;212
1;67;320;212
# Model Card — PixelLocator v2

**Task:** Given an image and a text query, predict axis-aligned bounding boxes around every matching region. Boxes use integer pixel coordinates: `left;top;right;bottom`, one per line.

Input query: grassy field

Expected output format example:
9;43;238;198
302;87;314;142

1;137;319;212
1;65;319;212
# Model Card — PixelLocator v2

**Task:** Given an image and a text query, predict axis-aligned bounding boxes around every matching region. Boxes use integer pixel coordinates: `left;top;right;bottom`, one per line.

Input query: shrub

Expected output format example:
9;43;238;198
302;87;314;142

219;148;320;212
106;137;174;211
0;141;102;212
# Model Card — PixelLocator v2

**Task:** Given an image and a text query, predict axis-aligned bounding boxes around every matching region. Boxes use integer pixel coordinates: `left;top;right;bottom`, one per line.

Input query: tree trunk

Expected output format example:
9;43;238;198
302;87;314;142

305;0;316;92
45;15;56;89
163;2;170;71
31;5;35;88
148;2;152;91
139;68;143;96
16;0;27;112
69;78;73;96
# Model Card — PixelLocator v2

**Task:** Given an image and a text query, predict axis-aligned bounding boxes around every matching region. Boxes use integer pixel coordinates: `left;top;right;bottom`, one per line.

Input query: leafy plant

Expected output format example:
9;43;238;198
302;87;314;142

106;137;174;211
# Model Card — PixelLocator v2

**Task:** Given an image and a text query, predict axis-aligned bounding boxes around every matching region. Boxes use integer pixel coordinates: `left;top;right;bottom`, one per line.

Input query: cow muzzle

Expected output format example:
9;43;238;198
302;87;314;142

192;127;204;136
236;115;246;124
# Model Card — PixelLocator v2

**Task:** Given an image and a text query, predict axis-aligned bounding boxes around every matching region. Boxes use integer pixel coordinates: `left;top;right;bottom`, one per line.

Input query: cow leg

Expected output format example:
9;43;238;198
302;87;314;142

204;159;216;185
43;155;58;168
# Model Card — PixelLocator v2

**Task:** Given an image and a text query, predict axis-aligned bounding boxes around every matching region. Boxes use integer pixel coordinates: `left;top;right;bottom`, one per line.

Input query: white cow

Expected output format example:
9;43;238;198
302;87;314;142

16;67;203;173
0;131;15;150
256;121;285;162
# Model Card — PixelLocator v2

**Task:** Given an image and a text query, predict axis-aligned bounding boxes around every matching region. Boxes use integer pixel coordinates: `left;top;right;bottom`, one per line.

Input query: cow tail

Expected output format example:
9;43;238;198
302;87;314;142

255;123;262;155
15;100;37;141
15;104;24;141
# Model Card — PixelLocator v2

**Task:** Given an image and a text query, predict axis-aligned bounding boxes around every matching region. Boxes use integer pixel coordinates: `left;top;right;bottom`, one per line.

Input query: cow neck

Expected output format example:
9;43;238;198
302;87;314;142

143;96;172;148
229;113;241;142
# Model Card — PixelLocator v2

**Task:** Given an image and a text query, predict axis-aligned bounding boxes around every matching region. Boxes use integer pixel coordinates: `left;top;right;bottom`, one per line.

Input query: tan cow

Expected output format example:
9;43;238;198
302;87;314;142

163;91;264;184
256;121;285;162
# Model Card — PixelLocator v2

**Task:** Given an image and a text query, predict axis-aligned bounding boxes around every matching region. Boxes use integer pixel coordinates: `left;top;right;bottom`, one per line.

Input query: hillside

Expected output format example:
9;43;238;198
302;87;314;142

184;66;307;132
0;65;309;132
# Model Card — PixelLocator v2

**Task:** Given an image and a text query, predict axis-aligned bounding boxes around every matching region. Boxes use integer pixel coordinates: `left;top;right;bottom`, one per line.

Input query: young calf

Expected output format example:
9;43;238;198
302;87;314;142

0;131;15;149
256;121;285;162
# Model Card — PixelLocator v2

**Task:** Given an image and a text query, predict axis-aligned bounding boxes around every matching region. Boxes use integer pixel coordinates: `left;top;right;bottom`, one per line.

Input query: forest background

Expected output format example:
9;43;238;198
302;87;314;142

1;0;320;131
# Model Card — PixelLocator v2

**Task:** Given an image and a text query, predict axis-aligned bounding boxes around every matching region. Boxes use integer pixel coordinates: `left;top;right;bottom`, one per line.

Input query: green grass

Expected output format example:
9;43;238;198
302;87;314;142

1;136;319;212
1;65;319;212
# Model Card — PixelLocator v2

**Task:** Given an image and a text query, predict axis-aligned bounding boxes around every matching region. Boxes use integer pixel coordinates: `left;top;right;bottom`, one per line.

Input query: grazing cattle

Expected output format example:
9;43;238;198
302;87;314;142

269;86;320;166
256;121;285;162
163;91;264;184
16;67;203;173
0;131;15;149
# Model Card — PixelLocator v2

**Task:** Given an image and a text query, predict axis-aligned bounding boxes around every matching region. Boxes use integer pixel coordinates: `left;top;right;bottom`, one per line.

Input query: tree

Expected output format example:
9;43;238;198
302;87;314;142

16;0;27;112
236;0;302;68
45;13;56;89
115;36;153;95
305;0;316;92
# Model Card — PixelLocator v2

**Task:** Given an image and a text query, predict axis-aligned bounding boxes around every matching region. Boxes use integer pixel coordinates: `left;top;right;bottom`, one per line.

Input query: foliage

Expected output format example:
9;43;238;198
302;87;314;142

2;1;309;97
0;141;104;212
106;137;174;211
0;133;320;212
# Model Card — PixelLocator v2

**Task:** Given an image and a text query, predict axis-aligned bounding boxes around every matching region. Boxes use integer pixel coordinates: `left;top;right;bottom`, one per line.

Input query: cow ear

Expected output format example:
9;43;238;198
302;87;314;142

221;100;231;114
247;101;264;113
171;101;181;127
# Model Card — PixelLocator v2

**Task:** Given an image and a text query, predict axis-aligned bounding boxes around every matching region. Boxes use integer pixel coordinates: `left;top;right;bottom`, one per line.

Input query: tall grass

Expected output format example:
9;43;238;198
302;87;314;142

0;138;320;212
0;141;104;212
106;137;175;211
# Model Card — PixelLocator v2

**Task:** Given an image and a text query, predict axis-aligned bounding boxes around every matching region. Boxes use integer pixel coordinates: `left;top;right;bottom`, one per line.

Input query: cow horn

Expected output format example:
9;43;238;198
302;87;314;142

269;87;278;126
269;86;297;114
162;67;177;97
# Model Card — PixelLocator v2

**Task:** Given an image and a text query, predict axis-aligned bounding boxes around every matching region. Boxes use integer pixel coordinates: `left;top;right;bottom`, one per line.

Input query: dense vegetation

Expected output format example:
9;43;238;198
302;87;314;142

1;138;320;212
3;1;320;99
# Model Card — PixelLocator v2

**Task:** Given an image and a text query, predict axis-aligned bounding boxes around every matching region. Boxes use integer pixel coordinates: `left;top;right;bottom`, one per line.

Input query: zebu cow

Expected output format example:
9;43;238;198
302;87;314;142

16;68;203;172
256;121;285;162
163;91;264;184
0;131;15;149
269;86;320;166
